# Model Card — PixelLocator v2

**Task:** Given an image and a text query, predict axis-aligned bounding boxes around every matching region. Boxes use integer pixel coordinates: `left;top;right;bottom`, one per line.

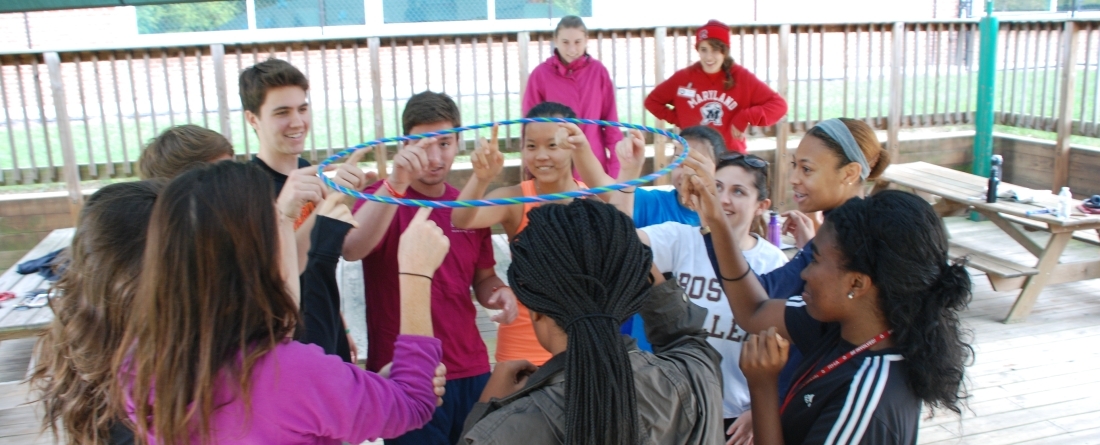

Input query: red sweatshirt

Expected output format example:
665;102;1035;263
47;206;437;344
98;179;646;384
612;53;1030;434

645;63;788;153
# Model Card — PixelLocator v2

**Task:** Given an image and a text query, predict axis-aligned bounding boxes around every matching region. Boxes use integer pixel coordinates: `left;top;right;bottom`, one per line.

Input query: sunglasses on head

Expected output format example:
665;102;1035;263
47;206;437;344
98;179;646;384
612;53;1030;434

717;152;768;169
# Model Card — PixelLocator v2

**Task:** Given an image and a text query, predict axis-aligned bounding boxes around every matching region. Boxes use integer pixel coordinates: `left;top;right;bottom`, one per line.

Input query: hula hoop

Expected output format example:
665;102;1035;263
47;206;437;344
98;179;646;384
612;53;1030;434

317;117;689;208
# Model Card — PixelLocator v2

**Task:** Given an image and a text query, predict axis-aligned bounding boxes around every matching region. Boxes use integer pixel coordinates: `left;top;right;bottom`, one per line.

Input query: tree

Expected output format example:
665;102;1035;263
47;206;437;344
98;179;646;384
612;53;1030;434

136;1;247;34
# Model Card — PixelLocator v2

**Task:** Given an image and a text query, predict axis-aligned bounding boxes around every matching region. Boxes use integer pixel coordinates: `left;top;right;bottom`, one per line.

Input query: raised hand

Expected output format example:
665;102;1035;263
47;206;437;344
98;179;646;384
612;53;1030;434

679;149;723;224
389;138;434;194
616;129;646;180
398;207;449;277
780;210;816;249
739;327;790;384
277;165;331;220
556;122;591;153
315;190;359;228
333;147;379;192
471;125;504;182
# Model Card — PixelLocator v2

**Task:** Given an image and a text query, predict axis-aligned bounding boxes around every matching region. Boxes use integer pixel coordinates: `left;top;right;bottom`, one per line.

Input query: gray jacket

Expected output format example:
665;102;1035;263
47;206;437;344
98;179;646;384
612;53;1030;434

460;279;725;445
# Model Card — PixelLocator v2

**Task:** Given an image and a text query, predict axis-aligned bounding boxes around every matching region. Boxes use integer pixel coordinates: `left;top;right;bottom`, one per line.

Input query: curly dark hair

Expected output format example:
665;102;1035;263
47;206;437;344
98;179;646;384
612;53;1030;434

825;190;972;415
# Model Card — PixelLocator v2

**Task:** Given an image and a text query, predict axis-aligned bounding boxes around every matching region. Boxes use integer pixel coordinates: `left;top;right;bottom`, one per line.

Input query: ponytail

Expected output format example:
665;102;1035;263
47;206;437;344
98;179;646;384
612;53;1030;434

508;199;651;444
722;56;736;90
827;191;972;416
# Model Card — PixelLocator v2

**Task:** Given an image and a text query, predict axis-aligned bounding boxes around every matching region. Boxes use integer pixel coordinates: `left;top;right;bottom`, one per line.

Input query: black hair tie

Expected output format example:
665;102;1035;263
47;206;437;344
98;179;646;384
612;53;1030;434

564;313;618;330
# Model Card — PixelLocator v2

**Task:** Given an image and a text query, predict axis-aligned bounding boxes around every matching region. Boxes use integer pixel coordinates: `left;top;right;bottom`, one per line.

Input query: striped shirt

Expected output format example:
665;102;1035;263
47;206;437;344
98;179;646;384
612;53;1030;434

781;296;921;444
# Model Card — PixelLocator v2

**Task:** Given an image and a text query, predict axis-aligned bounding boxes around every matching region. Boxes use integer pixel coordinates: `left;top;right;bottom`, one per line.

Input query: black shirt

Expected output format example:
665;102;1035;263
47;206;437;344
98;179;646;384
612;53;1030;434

781;296;920;445
251;155;312;196
252;154;353;363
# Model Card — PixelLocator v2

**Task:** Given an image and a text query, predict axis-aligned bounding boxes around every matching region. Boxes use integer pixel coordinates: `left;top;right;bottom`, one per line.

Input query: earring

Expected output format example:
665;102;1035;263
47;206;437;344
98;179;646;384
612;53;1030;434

847;291;855;299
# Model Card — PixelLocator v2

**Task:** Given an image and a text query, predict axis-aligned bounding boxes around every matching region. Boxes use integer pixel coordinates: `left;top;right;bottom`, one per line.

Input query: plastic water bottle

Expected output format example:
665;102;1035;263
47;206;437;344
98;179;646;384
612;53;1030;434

987;155;1003;203
768;212;782;247
1057;187;1073;220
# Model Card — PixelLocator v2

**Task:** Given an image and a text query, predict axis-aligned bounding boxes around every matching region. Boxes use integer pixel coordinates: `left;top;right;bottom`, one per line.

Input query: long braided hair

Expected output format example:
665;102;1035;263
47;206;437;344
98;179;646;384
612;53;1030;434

507;199;653;445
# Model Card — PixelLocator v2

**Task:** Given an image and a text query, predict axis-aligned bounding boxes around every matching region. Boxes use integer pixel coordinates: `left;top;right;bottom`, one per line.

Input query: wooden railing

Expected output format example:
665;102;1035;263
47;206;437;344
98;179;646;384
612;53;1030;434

1;20;1098;205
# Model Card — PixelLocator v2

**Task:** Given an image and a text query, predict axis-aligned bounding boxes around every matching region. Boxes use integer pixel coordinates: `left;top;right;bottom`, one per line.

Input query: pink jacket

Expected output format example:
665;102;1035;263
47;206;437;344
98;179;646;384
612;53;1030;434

523;51;623;177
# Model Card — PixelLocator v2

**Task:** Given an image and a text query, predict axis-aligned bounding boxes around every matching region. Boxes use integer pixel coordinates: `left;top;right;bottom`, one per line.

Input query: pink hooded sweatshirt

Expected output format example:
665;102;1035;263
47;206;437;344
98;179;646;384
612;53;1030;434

127;335;442;444
523;50;623;178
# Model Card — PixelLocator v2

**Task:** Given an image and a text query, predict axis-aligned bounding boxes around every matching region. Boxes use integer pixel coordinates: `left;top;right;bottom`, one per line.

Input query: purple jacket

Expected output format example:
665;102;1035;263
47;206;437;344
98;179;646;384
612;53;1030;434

127;335;442;444
523;50;623;178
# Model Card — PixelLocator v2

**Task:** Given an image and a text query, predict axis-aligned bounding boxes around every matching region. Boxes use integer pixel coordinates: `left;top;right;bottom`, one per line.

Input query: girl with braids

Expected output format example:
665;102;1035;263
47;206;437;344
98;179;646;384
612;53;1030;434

111;161;447;445
636;151;787;445
461;199;726;445
684;174;972;444
645;20;787;154
453;102;594;366
30;180;166;445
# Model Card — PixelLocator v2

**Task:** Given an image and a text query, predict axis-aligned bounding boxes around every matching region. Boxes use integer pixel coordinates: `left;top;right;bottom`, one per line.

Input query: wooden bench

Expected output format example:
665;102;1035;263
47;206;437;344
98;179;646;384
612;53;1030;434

948;241;1039;291
0;229;74;342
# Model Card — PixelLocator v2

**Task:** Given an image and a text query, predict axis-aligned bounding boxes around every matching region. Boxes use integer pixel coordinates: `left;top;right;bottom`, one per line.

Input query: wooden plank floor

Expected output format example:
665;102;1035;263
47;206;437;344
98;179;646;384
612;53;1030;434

2;221;1097;444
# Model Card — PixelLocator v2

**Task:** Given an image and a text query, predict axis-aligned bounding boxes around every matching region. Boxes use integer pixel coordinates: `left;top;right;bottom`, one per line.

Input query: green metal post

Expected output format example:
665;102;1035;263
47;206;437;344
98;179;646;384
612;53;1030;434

973;0;998;178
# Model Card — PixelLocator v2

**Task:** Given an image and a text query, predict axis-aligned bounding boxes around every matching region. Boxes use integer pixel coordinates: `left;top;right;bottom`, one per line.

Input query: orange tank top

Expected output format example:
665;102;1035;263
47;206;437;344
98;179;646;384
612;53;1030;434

495;179;586;365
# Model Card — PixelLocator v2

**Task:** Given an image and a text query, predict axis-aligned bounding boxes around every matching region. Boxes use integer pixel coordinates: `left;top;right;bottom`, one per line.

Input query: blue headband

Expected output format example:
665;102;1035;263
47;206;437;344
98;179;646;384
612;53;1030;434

814;119;870;181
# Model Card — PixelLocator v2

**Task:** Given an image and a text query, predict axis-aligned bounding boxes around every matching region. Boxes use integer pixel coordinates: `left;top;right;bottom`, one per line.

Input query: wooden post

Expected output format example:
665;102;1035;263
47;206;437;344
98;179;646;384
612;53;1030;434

888;22;905;164
1052;21;1078;193
653;27;668;186
45;52;84;223
517;31;531;177
211;44;232;143
517;32;531;101
369;37;387;178
775;25;791;211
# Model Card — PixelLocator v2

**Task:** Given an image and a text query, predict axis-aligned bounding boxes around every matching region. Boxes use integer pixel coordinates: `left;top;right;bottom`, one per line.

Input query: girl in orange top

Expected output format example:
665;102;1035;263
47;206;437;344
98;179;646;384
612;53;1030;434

453;102;596;365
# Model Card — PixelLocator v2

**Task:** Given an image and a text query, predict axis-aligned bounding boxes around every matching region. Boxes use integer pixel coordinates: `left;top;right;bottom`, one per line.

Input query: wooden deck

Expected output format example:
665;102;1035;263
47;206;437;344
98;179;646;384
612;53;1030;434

1;219;1098;444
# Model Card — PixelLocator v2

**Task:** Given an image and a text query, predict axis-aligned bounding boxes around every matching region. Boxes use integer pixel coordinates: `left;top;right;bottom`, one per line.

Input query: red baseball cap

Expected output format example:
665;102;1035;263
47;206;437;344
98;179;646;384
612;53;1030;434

695;20;730;48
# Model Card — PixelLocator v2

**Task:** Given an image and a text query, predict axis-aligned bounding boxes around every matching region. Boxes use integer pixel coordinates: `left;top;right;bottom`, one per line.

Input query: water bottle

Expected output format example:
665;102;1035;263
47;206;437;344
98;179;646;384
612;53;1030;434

987;155;1003;203
768;211;782;247
1057;187;1073;220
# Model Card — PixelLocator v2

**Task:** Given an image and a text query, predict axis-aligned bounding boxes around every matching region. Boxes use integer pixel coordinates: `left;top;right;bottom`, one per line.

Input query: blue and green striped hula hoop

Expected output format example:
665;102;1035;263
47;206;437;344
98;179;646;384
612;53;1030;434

317;117;689;208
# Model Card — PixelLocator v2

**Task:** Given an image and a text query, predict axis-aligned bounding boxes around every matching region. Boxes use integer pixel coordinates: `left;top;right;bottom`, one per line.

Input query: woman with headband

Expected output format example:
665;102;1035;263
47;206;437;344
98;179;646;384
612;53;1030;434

683;117;890;398
683;176;971;444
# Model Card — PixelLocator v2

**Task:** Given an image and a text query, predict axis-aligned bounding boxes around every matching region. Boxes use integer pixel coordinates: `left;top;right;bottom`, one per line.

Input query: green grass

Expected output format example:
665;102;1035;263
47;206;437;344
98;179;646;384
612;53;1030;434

0;66;1097;187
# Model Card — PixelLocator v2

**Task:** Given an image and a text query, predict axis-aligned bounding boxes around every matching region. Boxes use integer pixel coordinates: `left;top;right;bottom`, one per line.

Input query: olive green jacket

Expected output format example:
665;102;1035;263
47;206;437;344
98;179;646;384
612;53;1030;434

460;279;725;445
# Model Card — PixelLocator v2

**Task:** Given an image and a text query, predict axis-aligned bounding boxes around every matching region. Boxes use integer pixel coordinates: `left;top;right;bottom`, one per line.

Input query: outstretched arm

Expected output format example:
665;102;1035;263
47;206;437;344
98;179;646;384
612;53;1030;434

607;130;647;217
343;140;432;261
452;126;514;230
680;150;790;340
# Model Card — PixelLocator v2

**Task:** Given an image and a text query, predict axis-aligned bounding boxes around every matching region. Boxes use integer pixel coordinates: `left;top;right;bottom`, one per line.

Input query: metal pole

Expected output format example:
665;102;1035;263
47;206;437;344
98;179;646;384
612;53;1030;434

973;0;998;178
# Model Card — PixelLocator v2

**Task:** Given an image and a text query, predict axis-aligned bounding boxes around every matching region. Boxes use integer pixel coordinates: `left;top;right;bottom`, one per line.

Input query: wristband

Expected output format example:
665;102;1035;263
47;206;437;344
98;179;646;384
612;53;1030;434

384;180;407;199
399;272;433;281
491;285;510;293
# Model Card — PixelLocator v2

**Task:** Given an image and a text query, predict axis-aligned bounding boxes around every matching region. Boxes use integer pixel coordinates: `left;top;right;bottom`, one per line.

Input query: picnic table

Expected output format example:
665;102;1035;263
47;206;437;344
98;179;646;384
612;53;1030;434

873;162;1100;323
0;228;73;341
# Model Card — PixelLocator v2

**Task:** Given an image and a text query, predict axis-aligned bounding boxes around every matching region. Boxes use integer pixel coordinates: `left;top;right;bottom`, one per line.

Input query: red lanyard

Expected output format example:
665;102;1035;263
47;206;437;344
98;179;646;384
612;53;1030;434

779;330;892;415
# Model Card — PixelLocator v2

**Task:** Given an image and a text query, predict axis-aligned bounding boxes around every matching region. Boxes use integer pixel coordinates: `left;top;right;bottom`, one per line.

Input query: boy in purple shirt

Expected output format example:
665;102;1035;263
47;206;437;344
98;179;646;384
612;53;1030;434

343;91;519;445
